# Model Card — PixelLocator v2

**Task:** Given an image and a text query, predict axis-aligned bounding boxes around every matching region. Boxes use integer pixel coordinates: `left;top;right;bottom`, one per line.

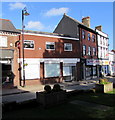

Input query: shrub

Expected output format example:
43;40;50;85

52;84;62;92
99;78;109;84
44;85;52;93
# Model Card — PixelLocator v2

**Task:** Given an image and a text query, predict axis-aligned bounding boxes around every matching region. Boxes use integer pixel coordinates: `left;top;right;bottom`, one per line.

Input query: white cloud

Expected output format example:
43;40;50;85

45;7;69;16
26;21;44;30
9;2;26;10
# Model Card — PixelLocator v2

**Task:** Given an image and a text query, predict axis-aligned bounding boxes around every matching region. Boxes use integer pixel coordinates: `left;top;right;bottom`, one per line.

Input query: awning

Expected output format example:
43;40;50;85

0;49;14;59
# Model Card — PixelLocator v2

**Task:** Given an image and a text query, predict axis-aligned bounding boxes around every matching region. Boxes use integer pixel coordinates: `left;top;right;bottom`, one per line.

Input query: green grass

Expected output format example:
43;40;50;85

106;88;115;94
2;89;115;120
69;89;115;107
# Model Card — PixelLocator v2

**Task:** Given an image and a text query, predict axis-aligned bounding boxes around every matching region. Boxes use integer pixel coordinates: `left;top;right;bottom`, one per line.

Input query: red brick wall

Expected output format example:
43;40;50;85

80;28;98;59
19;34;81;59
0;34;20;87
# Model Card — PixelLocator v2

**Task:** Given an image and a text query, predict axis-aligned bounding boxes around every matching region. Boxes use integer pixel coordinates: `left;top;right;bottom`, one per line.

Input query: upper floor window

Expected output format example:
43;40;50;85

100;36;102;44
100;47;102;57
46;42;55;50
82;30;85;39
103;37;105;45
88;33;90;40
88;46;91;55
106;38;108;46
64;43;72;51
92;35;95;42
0;36;7;47
24;40;34;49
83;45;86;55
93;47;96;56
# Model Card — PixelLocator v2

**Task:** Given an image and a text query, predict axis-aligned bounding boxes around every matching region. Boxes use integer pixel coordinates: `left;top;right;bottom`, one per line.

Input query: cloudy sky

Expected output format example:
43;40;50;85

1;2;113;50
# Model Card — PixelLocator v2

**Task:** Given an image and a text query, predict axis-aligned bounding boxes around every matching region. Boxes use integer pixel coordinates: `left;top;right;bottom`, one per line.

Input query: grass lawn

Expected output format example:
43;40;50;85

2;89;115;120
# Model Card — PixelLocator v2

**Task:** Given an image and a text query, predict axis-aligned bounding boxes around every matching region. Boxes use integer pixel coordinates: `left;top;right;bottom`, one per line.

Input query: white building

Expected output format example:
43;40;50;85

95;25;109;76
108;50;115;76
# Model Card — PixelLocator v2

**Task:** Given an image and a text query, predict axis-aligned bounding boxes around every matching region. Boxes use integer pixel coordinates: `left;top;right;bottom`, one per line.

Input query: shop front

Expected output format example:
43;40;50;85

0;49;14;85
99;60;109;77
86;59;99;80
19;58;80;85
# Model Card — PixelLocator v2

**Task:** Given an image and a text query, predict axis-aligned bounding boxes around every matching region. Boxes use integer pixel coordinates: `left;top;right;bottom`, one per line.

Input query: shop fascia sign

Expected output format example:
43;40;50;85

86;59;99;65
99;60;109;65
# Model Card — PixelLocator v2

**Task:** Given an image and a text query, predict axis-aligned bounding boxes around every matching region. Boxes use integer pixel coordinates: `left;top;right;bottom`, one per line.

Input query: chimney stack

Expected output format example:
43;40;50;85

95;25;102;31
82;16;90;28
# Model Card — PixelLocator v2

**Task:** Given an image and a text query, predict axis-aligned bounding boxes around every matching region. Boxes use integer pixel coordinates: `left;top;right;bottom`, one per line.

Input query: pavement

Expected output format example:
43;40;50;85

1;76;115;104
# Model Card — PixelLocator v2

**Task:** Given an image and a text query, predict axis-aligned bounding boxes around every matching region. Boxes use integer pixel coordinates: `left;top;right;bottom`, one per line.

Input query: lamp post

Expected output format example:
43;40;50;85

22;7;29;87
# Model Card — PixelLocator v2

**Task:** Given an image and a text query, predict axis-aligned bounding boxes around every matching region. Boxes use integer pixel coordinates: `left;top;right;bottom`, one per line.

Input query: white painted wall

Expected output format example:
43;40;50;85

96;29;109;59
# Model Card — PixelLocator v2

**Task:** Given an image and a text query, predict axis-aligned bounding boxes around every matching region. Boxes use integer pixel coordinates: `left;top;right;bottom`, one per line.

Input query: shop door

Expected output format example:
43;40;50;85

71;66;76;81
2;64;13;84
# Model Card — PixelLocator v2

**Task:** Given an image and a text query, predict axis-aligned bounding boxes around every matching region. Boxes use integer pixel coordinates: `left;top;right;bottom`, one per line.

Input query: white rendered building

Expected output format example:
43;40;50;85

108;50;115;76
95;26;109;76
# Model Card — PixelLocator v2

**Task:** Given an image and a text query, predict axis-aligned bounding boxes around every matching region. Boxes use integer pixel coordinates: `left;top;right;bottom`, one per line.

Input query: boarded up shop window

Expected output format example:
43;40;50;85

25;64;40;79
45;63;60;77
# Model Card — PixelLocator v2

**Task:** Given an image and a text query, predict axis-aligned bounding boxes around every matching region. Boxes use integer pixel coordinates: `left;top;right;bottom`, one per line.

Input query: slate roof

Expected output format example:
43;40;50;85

0;18;20;33
63;14;97;33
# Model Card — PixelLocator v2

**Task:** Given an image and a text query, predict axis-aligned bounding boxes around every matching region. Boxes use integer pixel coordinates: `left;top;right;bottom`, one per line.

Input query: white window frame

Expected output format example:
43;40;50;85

46;42;55;50
24;40;35;49
88;33;90;41
92;35;95;42
83;45;86;55
88;46;91;55
64;43;72;51
93;47;96;56
0;36;7;47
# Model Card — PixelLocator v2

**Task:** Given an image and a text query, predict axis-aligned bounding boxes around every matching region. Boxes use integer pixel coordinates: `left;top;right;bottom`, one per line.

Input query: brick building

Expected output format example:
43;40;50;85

18;30;81;86
0;19;20;88
54;14;99;80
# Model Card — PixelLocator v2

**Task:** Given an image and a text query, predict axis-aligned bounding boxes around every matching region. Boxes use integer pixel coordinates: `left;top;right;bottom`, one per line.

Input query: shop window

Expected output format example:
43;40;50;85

46;42;55;50
64;43;72;51
24;40;34;49
63;66;72;76
44;63;60;77
93;67;97;76
0;36;7;47
86;67;92;77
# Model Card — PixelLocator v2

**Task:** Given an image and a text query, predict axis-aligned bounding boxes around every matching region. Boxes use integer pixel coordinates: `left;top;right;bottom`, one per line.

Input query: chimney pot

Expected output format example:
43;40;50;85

95;25;102;31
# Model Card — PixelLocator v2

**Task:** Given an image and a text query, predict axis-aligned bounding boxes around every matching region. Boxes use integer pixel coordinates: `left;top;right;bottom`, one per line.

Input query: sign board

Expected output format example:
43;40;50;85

86;59;99;66
99;60;109;65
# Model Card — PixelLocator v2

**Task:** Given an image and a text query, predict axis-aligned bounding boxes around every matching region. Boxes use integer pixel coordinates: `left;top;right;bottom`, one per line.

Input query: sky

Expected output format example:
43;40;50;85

1;2;114;50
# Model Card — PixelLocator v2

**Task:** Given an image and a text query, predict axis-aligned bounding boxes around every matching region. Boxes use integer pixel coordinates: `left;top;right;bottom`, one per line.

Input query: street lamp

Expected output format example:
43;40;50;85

22;7;29;87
